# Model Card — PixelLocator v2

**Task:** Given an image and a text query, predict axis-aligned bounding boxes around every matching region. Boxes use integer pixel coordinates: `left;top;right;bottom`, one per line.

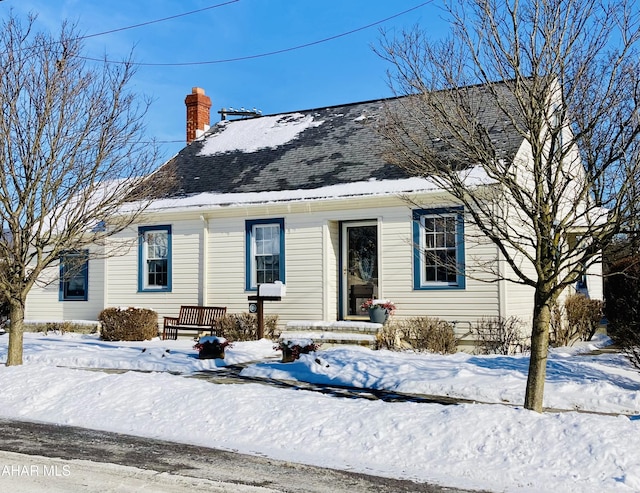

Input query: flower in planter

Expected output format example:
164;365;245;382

274;338;320;362
360;299;396;315
194;335;231;360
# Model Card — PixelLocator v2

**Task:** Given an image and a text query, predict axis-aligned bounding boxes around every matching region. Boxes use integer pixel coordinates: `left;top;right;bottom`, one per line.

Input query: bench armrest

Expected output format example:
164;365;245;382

162;316;179;341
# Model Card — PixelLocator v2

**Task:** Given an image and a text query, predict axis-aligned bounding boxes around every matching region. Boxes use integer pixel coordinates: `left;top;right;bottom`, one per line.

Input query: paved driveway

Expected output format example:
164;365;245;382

0;418;486;492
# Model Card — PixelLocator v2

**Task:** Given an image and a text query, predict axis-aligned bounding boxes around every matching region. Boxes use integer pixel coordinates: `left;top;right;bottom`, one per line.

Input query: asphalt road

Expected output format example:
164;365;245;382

0;418;488;493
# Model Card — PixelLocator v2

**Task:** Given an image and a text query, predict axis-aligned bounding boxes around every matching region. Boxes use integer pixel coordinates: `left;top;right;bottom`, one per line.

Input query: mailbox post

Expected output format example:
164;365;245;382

248;281;285;339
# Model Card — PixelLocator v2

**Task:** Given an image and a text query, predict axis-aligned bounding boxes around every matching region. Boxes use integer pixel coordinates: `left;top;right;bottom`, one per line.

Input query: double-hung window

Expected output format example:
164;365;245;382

59;250;89;301
413;208;465;289
246;218;285;290
139;225;171;292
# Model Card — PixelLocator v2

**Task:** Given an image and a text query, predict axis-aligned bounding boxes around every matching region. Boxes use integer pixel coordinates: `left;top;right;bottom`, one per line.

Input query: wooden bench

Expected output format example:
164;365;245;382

162;305;227;340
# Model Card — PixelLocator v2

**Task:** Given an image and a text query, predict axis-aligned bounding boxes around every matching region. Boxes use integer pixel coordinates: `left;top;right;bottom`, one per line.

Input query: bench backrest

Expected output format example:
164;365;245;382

178;306;227;327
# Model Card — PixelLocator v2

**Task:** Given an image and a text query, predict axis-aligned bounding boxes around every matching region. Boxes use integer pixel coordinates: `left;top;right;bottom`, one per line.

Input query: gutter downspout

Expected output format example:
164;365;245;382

200;215;209;305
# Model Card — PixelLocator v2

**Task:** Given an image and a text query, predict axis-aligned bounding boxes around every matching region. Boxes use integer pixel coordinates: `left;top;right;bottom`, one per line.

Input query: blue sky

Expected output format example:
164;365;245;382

3;1;445;161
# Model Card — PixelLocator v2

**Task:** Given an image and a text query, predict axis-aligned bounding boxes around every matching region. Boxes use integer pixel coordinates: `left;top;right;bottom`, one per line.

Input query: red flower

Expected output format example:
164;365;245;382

360;299;396;314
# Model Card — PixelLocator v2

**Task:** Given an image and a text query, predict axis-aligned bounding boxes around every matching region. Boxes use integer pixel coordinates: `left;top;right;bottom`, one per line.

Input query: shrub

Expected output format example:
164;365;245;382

553;294;603;346
215;313;279;341
98;307;158;341
275;338;320;362
549;302;565;347
472;316;528;355
376;323;402;351
378;317;457;354
24;321;100;335
606;255;640;368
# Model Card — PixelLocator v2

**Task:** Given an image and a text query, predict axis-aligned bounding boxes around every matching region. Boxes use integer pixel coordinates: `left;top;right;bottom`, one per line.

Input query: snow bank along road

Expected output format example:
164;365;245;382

0;418;483;493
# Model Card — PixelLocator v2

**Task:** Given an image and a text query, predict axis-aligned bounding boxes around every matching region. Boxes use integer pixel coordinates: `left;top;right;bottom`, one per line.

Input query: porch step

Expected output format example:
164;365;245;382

280;320;383;348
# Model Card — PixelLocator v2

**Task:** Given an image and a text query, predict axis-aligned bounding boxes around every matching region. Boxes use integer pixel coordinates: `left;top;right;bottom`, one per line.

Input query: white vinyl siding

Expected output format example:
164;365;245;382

24;195;502;330
379;207;500;336
24;189;602;337
325;221;340;321
206;198;500;331
104;219;205;321
209;214;326;321
584;259;603;301
25;247;106;322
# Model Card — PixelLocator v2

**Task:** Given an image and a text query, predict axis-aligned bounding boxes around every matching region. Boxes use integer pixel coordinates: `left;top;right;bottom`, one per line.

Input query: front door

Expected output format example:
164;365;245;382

342;221;378;319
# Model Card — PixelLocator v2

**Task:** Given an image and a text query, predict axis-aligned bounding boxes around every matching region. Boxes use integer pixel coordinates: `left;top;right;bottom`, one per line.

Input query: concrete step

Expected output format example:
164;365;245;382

280;320;383;348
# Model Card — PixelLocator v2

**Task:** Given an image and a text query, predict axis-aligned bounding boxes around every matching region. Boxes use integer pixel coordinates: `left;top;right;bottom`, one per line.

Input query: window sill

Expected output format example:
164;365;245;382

414;284;465;291
138;287;171;293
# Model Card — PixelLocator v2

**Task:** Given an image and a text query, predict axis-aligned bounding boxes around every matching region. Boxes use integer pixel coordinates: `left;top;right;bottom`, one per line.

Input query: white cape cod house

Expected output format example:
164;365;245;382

24;84;603;340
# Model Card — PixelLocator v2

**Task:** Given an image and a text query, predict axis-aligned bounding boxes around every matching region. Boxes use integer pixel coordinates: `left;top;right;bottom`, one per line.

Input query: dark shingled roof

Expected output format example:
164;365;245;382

150;85;525;199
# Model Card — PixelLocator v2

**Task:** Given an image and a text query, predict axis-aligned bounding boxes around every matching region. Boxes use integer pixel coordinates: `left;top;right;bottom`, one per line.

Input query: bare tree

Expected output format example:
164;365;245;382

377;0;640;411
0;14;161;365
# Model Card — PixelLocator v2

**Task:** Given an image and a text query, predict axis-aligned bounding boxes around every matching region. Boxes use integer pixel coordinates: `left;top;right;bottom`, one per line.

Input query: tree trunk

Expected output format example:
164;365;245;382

6;301;25;366
524;296;552;412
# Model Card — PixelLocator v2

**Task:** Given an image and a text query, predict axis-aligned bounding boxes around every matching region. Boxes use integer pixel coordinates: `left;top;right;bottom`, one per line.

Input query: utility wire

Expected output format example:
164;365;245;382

79;1;432;67
0;1;239;58
80;0;240;40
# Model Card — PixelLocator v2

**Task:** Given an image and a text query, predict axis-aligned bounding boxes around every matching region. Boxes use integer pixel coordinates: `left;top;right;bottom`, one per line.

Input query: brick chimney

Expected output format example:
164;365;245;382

185;87;212;143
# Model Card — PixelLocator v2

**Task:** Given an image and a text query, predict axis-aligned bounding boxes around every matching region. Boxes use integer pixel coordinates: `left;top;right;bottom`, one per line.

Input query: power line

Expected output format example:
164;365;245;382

80;0;240;40
79;1;432;67
0;1;240;59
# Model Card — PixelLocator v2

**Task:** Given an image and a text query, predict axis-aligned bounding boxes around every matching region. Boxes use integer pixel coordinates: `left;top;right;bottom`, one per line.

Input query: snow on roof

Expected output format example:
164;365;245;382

197;113;324;155
144;165;492;212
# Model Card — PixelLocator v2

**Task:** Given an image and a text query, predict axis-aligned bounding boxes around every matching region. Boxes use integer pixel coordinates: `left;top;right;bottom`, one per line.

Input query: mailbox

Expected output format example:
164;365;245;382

248;281;285;340
258;281;286;298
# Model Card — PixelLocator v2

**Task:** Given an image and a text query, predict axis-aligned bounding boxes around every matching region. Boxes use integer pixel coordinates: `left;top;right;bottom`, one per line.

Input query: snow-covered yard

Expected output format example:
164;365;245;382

0;332;639;492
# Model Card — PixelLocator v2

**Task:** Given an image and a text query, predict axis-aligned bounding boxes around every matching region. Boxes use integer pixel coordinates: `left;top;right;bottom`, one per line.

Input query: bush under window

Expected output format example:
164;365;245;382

215;313;279;341
377;317;457;354
98;307;158;341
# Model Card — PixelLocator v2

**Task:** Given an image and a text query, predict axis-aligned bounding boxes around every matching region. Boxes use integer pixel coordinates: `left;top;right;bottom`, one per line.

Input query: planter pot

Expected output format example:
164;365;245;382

368;307;388;324
281;346;296;363
280;343;317;363
197;342;225;360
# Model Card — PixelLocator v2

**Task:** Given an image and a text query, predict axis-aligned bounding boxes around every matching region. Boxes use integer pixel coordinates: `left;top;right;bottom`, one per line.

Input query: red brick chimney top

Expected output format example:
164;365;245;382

185;87;212;143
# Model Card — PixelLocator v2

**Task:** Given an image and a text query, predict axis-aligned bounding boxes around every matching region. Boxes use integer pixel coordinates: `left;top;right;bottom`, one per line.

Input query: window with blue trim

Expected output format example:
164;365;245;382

60;250;88;301
246;218;285;290
139;225;172;292
413;208;465;289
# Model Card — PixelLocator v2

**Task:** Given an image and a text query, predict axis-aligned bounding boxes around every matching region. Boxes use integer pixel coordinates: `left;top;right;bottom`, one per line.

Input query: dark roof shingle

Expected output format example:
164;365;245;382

150;86;524;199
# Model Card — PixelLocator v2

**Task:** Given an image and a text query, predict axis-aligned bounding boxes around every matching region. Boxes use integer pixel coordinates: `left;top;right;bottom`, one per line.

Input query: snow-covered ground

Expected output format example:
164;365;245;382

0;332;638;492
